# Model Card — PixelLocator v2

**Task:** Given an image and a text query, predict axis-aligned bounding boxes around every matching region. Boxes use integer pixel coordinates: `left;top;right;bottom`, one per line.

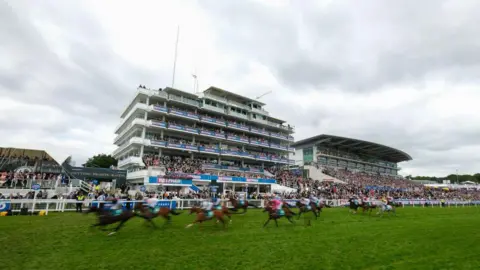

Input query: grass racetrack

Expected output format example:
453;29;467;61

1;207;480;270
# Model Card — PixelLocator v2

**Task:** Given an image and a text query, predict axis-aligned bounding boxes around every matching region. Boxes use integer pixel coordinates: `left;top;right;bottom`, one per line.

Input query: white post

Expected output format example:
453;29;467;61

32;191;38;214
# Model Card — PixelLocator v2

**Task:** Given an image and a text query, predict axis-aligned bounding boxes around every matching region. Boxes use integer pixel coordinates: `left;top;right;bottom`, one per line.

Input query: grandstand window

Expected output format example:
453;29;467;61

302;147;313;162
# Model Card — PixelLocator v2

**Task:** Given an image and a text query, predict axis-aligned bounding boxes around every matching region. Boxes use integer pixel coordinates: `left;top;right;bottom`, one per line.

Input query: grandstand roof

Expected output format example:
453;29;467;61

0;147;55;161
291;134;412;163
203;86;266;106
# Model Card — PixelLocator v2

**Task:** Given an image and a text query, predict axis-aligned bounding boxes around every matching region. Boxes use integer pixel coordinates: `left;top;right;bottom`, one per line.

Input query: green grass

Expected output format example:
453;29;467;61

1;207;480;270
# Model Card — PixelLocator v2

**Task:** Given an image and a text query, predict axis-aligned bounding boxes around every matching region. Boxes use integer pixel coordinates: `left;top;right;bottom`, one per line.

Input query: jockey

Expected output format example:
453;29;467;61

300;197;310;206
387;196;393;204
201;200;214;217
109;198;123;215
350;195;359;205
300;197;311;209
309;194;321;207
145;195;160;213
237;193;246;205
212;196;222;210
271;196;284;216
363;196;370;206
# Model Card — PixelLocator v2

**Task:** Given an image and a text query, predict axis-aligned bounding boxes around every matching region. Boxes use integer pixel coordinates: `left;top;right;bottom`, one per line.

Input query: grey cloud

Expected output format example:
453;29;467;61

200;0;480;92
0;1;163;162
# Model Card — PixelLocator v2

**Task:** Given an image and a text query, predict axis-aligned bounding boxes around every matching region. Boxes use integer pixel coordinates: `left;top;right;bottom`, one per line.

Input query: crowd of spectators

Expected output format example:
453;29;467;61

0;170;60;189
271;166;480;201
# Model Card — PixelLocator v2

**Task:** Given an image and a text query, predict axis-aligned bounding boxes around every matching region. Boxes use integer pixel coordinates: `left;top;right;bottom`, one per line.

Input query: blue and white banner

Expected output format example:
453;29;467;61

0;200;11;211
153;105;168;113
199;146;220;154
148;176;192;186
151;121;166;128
92;200;177;210
151;140;167;147
201;116;226;126
186;127;199;134
186;145;198;151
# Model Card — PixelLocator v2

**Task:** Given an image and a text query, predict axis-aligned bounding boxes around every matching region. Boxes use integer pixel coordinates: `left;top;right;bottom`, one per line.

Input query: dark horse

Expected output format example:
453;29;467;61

348;198;362;214
136;203;181;228
228;197;257;213
388;201;403;208
295;201;318;219
185;205;227;229
263;203;296;227
85;202;144;235
360;202;378;215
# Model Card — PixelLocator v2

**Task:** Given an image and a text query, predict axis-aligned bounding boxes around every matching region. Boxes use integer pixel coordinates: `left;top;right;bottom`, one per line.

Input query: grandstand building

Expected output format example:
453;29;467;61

112;85;295;194
291;135;412;176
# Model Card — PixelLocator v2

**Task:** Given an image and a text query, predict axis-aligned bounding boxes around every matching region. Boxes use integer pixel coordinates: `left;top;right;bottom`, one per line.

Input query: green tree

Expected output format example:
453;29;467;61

83;154;117;168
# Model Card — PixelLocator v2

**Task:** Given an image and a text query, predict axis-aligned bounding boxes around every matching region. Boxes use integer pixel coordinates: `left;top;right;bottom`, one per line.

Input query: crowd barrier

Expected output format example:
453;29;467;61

0;199;478;215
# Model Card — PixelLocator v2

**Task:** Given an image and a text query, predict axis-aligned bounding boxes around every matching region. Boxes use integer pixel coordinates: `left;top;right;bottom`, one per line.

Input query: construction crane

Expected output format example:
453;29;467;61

256;90;272;99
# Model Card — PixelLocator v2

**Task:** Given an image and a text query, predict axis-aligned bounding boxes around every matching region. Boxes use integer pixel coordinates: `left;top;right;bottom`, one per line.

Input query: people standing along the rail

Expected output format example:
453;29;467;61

76;192;85;212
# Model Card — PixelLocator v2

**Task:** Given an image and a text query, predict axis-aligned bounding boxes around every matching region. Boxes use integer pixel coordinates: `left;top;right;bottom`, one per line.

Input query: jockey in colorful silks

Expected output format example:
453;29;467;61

381;201;393;211
271;195;285;216
351;196;360;205
212;196;222;210
201;200;214;218
145;196;160;214
387;196;394;205
363;196;371;207
237;193;246;206
300;197;311;210
109;198;123;216
309;194;321;207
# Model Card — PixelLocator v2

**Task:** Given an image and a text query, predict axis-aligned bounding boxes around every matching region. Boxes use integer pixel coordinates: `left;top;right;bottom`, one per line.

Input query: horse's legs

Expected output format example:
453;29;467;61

297;210;303;220
108;220;127;235
263;217;271;227
274;218;279;227
226;213;232;224
287;215;295;224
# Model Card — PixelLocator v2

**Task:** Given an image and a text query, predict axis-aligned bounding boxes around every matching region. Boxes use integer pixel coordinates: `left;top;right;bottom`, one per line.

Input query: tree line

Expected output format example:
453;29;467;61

407;173;480;183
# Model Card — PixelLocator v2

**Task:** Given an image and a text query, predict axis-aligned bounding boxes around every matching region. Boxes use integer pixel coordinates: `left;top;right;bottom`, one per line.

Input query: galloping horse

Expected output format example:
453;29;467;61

262;203;296;227
136;203;181;228
348;198;362;214
85;202;143;235
360;201;378;215
388;201;403;208
378;203;396;217
185;205;227;229
228;197;257;213
213;203;233;224
295;201;318;220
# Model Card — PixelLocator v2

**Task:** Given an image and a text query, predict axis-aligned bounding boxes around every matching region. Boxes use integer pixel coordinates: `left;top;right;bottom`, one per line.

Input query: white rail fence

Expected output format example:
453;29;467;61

0;199;478;215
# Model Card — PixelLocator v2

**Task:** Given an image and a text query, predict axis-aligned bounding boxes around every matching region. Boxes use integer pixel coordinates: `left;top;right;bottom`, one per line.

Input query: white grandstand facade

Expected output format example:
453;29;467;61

112;85;295;193
291;134;412;176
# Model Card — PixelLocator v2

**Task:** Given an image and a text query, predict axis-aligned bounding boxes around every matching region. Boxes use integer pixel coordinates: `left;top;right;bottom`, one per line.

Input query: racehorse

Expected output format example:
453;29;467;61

212;204;233;224
185;205;227;229
295;201;318;220
262;203;296;227
378;203;396;217
361;201;378;215
85;202;144;235
348;198;362;214
228;197;257;213
136;203;181;228
388;201;403;207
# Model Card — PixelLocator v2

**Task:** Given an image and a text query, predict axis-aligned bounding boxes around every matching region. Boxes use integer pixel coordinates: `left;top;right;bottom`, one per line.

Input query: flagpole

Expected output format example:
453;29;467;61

171;25;180;88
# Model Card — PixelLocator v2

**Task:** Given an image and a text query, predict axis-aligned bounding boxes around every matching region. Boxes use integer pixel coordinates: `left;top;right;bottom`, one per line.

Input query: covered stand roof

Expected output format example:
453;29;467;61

292;134;412;163
0;147;55;161
203;86;266;106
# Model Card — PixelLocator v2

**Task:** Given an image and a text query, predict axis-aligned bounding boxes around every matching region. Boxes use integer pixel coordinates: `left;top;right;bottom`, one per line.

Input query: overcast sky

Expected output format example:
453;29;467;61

1;0;479;176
